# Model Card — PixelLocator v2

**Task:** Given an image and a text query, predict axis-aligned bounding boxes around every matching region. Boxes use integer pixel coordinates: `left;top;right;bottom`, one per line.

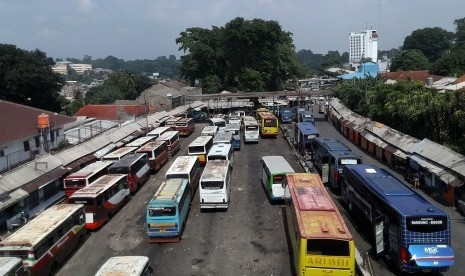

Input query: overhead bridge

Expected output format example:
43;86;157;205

184;89;333;102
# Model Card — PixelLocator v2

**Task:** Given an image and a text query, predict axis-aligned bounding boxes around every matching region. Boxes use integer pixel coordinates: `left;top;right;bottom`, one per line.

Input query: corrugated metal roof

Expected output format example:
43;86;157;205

410;139;465;176
0;189;29;213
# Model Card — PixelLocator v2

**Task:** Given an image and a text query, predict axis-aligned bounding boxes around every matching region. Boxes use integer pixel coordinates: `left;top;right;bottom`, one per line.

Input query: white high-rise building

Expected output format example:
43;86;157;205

349;30;378;65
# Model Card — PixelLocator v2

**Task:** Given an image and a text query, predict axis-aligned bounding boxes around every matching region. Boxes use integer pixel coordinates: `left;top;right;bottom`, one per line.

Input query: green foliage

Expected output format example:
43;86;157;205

454;17;465;49
430;47;465;76
334;78;465;155
84;71;153;104
176;17;304;92
202;75;222;94
390;49;430;72
321;51;343;69
0;44;64;112
403;27;454;62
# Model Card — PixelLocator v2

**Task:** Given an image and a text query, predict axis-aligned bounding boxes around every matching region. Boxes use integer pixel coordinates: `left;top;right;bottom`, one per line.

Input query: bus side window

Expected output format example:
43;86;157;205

97;194;104;207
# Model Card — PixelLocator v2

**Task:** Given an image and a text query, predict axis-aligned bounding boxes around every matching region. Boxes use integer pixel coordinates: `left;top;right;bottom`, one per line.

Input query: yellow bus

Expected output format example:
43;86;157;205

284;173;355;276
258;112;279;137
255;107;269;119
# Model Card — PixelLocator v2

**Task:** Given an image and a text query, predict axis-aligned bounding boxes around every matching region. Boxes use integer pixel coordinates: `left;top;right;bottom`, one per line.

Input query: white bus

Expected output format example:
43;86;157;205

228;112;241;125
213;131;233;145
165;155;201;195
199;159;231;210
207;143;234;167
187;136;213;165
260;156;295;201
243;117;259;143
102;146;138;162
146;126;170;139
201;125;218;138
63;160;114;197
209;118;226;131
157;131;180;157
0;204;86;276
95;256;153;276
125;136;156;148
0;257;23;276
225;123;240;135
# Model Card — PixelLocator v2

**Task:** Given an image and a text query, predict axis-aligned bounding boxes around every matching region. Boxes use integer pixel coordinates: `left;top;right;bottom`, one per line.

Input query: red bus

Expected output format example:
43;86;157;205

63;161;113;197
68;174;130;230
125;136;156;148
107;153;150;194
136;140;169;172
175;117;195;137
0;204;86;276
157;131;180;158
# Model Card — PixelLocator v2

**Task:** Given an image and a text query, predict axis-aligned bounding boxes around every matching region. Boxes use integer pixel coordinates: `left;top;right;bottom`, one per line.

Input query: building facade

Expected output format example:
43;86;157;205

349;29;378;65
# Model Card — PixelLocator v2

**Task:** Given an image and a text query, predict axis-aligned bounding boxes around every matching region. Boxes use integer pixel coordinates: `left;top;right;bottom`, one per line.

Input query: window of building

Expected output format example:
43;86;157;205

0;148;4;157
35;136;40;148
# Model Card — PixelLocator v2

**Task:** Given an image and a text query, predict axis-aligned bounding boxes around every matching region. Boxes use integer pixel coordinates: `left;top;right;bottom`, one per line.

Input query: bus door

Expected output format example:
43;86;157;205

320;157;329;183
374;214;385;256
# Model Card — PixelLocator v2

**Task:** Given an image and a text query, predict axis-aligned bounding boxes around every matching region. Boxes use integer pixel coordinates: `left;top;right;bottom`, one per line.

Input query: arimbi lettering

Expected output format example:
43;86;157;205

307;257;349;267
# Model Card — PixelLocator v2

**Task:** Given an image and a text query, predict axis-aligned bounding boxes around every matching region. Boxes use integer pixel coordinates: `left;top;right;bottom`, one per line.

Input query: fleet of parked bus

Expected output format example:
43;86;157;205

4;107;457;275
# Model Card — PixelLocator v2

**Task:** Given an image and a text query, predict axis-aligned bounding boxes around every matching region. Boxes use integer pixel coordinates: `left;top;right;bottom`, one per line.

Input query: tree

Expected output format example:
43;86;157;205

402;27;454;62
0;44;64;112
176;17;303;92
454;17;465;49
321;51;342;69
390;49;430;72
430;47;465;76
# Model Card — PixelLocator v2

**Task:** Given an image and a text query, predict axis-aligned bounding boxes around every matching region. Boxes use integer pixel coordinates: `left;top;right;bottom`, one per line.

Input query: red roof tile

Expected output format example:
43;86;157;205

75;105;146;121
380;71;443;84
455;73;465;84
0;100;76;145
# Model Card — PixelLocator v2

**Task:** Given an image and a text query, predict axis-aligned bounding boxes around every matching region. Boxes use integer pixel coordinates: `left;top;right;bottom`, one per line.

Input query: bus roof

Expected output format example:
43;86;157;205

258;112;276;119
146;126;170;137
208;143;231;156
0;204;84;249
103;146;138;160
157;131;179;141
166;117;182;123
150;178;188;204
287;173;353;240
329;151;361;160
125;136;155;147
296;122;320;136
137;140;167;153
166;156;198;175
344;164;445;216
176;117;193;123
201;160;229;182
189;136;212;148
95;256;149;276
225;123;240;131
202;125;218;133
261;156;295;174
109;153;146;169
213;131;233;142
315;137;351;152
69;174;127;198
65;161;113;179
0;257;22;274
243;116;256;122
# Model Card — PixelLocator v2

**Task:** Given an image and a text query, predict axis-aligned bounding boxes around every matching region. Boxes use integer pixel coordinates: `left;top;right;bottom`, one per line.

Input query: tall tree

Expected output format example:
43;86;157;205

0;44;64;112
390;49;430;72
454;17;465;49
176;17;303;92
402;27;454;62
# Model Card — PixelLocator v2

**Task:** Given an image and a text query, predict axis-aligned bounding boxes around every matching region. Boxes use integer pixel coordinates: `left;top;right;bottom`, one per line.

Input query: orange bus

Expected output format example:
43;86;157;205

284;173;355;276
175;117;195;137
136;140;169;172
0;204;86;276
68;174;130;230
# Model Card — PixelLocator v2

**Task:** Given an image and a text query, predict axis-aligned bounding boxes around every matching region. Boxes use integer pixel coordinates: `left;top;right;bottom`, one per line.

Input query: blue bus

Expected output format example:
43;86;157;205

279;107;293;124
342;164;454;273
294;122;319;157
312;137;362;192
146;178;192;243
298;111;315;125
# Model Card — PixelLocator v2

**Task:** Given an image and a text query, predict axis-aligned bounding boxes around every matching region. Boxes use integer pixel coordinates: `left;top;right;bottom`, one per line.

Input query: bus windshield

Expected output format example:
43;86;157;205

68;197;95;205
189;146;205;153
208;155;226;161
108;166;129;174
201;181;224;189
148;207;176;217
246;126;258;131
64;179;86;187
264;119;277;127
273;175;284;184
166;173;189;180
307;239;350;256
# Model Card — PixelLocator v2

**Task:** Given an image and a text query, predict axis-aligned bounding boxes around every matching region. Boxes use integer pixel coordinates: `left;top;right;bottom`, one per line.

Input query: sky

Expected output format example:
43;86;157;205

1;0;465;61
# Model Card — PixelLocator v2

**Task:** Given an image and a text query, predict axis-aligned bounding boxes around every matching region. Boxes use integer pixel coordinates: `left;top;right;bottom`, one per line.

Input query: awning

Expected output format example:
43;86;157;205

362;131;387;148
409;155;445;176
65;154;97;170
22;167;71;193
0;189;29;212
